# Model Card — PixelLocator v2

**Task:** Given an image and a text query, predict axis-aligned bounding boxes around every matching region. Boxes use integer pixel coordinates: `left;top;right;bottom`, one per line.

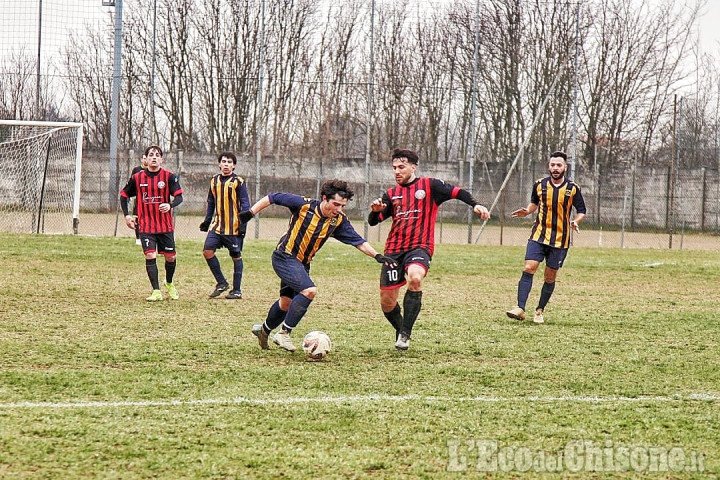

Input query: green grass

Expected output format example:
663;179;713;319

0;233;717;479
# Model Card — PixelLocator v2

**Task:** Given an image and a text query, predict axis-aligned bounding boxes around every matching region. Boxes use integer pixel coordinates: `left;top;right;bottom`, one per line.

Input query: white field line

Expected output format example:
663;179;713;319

0;393;718;410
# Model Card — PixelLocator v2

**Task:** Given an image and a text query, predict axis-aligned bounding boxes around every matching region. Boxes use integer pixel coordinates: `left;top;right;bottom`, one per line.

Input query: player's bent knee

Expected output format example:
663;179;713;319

165;254;177;263
202;250;215;259
301;287;317;299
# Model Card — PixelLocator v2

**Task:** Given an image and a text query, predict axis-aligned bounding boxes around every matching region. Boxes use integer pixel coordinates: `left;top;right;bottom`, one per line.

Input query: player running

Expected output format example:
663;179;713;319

505;151;586;324
369;148;490;351
243;179;396;352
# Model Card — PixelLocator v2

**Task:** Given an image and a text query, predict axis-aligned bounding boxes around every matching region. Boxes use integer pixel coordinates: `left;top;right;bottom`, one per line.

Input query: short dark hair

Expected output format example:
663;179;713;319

391;148;419;165
218;151;237;164
320;179;354;201
549;151;567;162
144;145;163;157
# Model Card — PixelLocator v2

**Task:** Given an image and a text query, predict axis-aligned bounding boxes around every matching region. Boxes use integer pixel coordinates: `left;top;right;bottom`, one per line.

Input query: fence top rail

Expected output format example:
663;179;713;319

0;120;84;129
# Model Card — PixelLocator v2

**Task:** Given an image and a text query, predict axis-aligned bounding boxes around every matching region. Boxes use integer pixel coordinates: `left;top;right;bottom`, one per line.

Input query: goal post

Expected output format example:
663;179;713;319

0;120;84;235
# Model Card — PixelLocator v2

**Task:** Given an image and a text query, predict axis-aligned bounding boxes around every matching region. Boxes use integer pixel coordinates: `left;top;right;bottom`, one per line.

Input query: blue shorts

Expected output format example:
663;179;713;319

272;250;315;298
203;231;244;257
525;240;568;270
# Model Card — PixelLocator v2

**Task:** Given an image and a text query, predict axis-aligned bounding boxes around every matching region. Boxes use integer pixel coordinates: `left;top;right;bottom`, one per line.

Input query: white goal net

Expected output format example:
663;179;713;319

0;120;83;234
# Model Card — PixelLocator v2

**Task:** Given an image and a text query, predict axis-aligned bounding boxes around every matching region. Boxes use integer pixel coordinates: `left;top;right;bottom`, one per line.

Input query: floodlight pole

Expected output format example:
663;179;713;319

467;0;479;243
108;0;123;208
254;0;266;239
36;0;43;119
364;0;376;239
570;1;580;180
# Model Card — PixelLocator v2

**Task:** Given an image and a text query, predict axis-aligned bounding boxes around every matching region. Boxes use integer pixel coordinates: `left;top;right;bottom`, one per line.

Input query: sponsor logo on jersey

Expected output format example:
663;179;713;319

142;192;163;204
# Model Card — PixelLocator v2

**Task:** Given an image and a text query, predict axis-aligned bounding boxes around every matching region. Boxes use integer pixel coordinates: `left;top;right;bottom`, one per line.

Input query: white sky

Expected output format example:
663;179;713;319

698;1;720;52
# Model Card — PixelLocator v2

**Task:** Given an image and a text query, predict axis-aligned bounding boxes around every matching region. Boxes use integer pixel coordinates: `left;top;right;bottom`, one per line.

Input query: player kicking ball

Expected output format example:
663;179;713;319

242;179;396;352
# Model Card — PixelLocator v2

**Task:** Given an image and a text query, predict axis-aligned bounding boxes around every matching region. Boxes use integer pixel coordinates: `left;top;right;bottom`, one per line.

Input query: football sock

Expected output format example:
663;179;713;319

165;259;176;283
264;300;287;333
145;258;159;290
232;257;244;291
383;304;403;331
402;290;422;336
537;281;555;310
205;256;225;284
517;271;534;310
282;294;313;330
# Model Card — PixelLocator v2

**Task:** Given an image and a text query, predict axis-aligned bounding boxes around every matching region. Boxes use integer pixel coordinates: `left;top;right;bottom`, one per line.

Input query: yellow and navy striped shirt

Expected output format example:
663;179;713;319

204;174;250;236
529;177;586;248
270;192;365;264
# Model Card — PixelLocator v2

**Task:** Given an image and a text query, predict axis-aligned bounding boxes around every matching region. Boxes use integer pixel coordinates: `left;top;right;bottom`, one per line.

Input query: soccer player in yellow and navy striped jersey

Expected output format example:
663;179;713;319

242;179;397;352
506;151;586;324
199;152;251;299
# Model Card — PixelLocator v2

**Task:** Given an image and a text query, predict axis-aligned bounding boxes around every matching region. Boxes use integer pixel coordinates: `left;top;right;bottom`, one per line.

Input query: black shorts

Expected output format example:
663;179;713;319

139;232;176;256
380;248;432;290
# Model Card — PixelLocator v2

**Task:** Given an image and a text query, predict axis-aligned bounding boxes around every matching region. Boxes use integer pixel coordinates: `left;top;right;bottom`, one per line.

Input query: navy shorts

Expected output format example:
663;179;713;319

139;232;176;256
525;240;568;270
380;248;431;290
272;250;315;298
203;231;244;257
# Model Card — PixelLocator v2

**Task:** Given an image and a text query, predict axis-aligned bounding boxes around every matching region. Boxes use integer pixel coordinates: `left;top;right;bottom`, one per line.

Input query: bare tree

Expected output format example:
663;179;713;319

62;29;113;148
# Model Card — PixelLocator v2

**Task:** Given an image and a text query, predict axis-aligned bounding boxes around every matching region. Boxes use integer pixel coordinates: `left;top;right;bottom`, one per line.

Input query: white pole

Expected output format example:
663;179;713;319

72;124;84;234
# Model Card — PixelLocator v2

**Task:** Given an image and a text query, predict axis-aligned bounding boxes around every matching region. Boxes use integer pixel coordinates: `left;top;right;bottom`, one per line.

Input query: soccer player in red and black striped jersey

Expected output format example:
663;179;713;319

242;179;396;352
120;145;184;302
505;151;586;324
199;152;251;300
368;149;490;351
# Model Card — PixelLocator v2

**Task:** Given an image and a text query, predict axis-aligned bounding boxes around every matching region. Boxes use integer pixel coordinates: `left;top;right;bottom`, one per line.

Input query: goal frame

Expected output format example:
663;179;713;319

0;119;84;234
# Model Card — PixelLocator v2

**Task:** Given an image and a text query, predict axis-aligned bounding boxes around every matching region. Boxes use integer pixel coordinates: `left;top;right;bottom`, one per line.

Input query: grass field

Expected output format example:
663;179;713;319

0;233;718;479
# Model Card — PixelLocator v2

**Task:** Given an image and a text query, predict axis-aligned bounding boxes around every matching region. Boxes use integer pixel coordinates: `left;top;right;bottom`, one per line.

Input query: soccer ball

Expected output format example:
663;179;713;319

302;330;332;360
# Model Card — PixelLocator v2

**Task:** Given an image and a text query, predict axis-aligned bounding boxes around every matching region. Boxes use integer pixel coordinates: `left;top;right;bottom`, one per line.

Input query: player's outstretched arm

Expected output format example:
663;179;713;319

239;195;271;223
511;203;538;218
356;242;398;268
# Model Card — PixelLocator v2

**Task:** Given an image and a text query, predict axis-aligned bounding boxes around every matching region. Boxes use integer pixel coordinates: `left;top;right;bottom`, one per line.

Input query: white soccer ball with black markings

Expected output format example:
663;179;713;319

302;330;332;360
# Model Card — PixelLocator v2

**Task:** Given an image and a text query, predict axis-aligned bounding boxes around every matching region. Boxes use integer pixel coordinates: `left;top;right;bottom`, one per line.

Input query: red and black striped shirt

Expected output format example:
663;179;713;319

121;168;183;234
369;177;476;256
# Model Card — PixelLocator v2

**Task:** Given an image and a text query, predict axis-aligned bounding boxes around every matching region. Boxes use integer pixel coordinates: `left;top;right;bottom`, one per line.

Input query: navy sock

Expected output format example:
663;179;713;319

165;259;176;283
517;271;534;310
537;282;555;310
145;258;159;290
282;294;313;331
263;300;287;333
401;291;422;336
205;256;225;284
232;257;243;291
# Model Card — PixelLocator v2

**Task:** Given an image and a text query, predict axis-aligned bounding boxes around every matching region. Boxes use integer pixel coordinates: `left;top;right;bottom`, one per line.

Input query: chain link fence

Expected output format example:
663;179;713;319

63;150;719;251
